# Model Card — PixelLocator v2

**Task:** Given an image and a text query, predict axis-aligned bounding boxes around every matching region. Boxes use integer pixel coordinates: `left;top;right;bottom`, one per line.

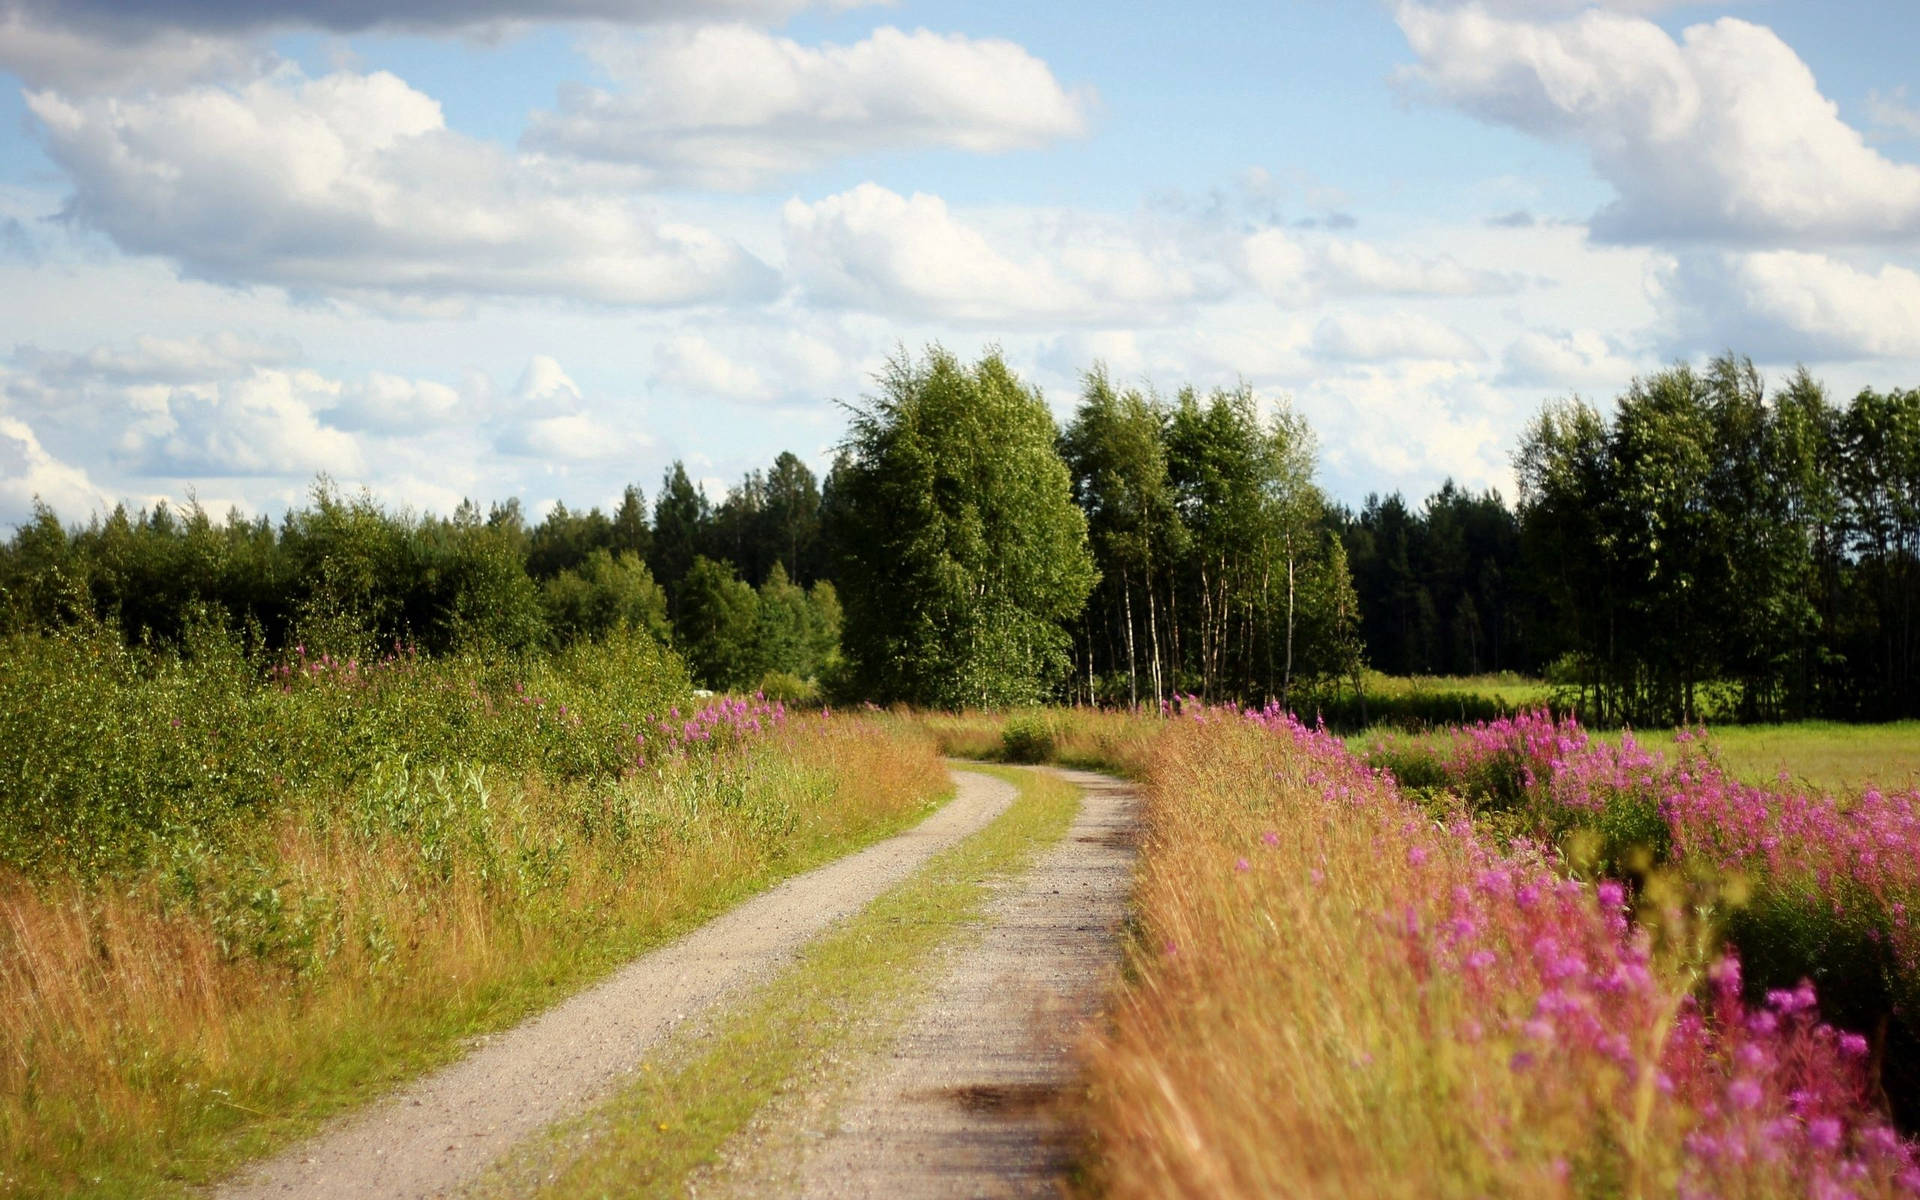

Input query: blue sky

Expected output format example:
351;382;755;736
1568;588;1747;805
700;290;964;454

1;0;1916;524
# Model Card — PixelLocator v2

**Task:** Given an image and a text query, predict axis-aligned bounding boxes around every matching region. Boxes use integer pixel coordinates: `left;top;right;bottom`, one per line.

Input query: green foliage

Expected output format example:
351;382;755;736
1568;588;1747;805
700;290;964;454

674;556;760;690
542;549;671;647
999;713;1057;763
0;624;690;876
1516;357;1920;723
829;346;1098;708
754;670;819;705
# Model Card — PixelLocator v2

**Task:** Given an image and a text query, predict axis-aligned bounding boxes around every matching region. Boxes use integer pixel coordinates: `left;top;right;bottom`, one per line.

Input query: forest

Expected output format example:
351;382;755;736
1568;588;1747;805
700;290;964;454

2;348;1918;725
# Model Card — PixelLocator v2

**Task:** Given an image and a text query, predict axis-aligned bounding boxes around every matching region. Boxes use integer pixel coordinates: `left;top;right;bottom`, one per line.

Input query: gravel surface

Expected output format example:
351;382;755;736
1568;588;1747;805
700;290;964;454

754;767;1141;1200
215;770;1017;1200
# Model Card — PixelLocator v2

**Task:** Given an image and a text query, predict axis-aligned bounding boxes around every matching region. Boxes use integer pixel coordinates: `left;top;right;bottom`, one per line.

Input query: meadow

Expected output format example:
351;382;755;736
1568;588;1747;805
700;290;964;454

11;610;1920;1198
0;628;945;1197
905;704;1920;1196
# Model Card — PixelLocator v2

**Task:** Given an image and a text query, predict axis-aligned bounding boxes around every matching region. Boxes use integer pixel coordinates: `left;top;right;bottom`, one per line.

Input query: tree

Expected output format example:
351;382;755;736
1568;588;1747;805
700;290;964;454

541;549;670;647
650;462;710;608
1062;368;1178;707
827;346;1097;708
673;555;759;690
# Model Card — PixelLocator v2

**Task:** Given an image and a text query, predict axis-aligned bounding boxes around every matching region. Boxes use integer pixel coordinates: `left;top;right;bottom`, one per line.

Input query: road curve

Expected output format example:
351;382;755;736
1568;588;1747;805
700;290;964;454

217;769;1018;1200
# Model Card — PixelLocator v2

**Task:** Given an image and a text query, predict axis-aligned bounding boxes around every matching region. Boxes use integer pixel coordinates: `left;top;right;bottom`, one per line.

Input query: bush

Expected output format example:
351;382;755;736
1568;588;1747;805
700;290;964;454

1000;713;1056;763
755;670;819;706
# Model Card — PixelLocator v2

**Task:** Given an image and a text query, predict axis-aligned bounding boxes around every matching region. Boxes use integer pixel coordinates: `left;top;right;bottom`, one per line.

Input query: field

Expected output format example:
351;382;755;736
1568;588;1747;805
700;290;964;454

10;622;1920;1196
0;629;946;1197
897;703;1920;1196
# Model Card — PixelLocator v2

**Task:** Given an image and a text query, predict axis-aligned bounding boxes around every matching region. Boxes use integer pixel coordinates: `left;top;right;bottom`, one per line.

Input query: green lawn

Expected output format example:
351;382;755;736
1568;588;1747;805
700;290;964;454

1357;670;1554;709
1628;721;1920;795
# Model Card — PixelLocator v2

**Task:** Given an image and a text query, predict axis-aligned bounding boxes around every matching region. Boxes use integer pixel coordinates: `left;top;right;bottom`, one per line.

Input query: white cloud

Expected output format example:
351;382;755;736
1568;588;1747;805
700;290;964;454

512;354;585;410
0;10;266;93
1498;328;1639;387
652;327;853;405
14;332;297;384
1869;86;1920;141
654;334;770;402
115;368;364;478
1313;311;1484;362
325;371;465;434
783;184;1209;325
1664;250;1920;361
0;414;112;524
497;412;640;462
1298;360;1517;498
493;354;650;462
527;25;1091;189
1395;4;1920;244
1242;227;1517;304
27;68;777;306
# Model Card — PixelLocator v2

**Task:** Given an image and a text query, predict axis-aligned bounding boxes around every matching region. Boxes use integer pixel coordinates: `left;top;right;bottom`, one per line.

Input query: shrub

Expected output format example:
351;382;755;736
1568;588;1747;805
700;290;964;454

1000;712;1056;763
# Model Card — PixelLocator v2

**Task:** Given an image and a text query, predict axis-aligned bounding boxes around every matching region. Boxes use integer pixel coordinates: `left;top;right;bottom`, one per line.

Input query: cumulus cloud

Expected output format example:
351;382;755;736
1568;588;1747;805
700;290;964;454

14;332;297;384
324;371;465;434
783;184;1214;325
1395;3;1920;244
114;368;364;478
652;327;853;405
0;415;112;523
1312;311;1484;363
1297;360;1516;498
1242;228;1517;304
27;68;777;306
1498;328;1639;387
11;0;859;32
1664;250;1920;361
0;9;267;92
526;25;1091;189
493;354;650;462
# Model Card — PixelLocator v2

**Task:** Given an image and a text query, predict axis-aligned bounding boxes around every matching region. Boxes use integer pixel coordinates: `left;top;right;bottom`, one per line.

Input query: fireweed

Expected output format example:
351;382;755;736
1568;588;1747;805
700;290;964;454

1084;704;1918;1198
1369;712;1920;1028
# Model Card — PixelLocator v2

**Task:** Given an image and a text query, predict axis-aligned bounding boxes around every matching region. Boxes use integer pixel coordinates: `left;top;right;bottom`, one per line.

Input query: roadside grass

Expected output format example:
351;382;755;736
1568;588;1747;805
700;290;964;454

1080;711;1918;1198
0;716;945;1199
469;765;1081;1200
897;708;1161;777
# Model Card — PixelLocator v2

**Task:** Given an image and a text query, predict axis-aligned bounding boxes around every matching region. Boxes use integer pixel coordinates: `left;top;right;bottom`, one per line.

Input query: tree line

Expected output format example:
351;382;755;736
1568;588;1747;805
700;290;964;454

6;346;1916;722
1332;354;1920;725
0;452;841;695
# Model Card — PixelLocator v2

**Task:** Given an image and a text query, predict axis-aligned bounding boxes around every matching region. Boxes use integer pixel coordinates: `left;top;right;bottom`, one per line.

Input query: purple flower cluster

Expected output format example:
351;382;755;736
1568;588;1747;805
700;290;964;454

637;692;788;768
1395;709;1920;983
270;640;420;690
1221;701;1920;1193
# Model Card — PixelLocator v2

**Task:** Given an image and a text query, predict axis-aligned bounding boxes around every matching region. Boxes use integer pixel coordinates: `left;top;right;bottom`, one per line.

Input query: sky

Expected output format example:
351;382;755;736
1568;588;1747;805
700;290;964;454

0;0;1916;526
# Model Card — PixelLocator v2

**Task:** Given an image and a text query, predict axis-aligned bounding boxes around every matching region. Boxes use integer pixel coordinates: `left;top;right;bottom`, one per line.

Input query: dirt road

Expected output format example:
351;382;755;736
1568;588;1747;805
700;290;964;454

217;771;1019;1200
720;767;1141;1199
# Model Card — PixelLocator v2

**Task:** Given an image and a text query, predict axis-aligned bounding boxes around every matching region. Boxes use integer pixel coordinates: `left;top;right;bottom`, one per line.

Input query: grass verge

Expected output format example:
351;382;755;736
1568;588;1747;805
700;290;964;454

466;764;1082;1199
2;716;946;1199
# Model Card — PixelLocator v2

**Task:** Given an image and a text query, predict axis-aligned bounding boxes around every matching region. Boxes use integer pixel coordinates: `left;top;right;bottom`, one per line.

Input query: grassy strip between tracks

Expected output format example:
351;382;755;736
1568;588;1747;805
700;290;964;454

466;764;1082;1199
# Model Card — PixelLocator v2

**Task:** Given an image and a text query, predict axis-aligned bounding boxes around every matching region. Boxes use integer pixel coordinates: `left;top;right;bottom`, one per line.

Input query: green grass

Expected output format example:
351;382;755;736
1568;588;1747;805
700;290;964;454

468;765;1083;1199
1609;721;1920;794
1357;670;1553;709
1350;719;1920;798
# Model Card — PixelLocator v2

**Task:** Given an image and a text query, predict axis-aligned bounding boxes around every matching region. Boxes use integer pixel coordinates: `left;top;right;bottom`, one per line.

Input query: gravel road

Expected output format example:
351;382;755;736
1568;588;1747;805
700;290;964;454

742;767;1141;1200
216;770;1018;1200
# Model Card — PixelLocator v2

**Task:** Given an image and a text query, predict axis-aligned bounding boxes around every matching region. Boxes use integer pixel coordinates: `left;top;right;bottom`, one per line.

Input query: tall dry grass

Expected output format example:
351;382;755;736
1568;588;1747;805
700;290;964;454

0;713;943;1197
1081;709;1919;1199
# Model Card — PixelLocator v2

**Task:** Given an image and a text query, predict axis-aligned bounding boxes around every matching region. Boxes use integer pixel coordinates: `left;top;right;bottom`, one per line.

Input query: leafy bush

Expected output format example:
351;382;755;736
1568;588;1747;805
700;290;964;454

1000;713;1056;763
0;623;690;875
